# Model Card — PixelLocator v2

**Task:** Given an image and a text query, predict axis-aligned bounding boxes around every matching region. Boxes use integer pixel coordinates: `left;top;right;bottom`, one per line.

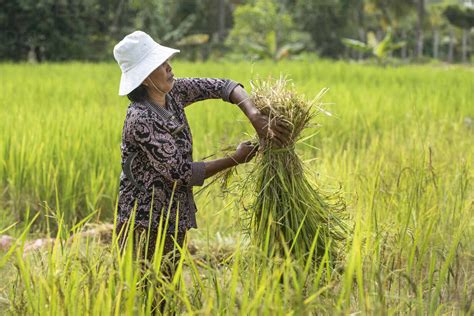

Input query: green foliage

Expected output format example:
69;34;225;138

0;0;131;61
292;0;360;58
137;0;196;45
443;5;474;29
0;0;233;62
364;0;415;29
226;0;310;60
0;0;472;63
342;28;406;63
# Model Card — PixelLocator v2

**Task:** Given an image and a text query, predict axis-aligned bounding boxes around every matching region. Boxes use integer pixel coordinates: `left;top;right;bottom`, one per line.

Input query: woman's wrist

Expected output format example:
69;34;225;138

237;99;259;119
230;86;260;121
203;156;238;179
226;154;240;166
247;108;261;125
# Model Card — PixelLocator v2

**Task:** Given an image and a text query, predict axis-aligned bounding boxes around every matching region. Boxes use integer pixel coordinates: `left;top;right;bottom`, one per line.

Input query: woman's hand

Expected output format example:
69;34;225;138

231;141;259;164
250;112;293;147
229;87;292;147
203;142;258;179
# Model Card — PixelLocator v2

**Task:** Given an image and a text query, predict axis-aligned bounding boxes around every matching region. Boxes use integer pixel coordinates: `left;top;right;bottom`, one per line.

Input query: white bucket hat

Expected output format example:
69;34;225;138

113;30;180;96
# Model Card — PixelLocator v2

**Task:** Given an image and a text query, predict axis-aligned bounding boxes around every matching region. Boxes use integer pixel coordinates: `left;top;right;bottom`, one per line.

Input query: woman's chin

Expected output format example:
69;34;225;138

167;79;176;91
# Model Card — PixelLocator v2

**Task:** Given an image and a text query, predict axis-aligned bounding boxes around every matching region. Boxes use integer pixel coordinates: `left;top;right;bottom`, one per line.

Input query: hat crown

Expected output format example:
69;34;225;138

113;30;179;96
113;31;159;73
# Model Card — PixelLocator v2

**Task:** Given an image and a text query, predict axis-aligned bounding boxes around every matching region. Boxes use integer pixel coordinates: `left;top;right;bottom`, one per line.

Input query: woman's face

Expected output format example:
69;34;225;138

144;59;175;93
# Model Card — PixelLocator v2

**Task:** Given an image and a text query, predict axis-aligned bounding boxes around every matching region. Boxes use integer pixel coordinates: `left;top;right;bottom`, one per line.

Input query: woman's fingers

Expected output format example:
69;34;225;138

254;116;294;147
275;117;293;129
249;146;258;158
277;118;293;129
273;125;292;140
269;118;293;144
245;142;259;162
272;127;292;146
271;133;284;147
272;122;290;133
235;141;259;163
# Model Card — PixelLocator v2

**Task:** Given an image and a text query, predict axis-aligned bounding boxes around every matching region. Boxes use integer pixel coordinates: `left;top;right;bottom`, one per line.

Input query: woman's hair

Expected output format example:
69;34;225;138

127;84;148;102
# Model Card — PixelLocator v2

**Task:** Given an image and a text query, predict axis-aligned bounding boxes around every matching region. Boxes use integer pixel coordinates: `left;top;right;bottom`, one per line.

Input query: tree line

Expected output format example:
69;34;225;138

1;0;473;63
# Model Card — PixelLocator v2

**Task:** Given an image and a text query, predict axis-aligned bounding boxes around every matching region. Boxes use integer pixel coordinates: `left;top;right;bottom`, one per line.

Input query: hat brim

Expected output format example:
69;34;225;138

118;45;180;96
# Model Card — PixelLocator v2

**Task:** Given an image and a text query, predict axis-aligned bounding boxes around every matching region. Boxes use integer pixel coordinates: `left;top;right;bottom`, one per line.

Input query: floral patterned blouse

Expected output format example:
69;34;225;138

117;78;241;233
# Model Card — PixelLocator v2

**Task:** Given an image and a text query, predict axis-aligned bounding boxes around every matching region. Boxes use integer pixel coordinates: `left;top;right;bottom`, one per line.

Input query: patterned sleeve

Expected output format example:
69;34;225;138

172;78;243;107
132;114;206;187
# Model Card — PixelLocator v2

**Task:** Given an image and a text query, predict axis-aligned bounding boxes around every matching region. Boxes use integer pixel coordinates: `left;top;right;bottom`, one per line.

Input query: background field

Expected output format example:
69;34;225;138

0;60;473;314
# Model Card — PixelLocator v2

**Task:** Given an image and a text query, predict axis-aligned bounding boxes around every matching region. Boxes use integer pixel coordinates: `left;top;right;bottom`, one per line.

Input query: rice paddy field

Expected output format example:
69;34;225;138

0;60;473;314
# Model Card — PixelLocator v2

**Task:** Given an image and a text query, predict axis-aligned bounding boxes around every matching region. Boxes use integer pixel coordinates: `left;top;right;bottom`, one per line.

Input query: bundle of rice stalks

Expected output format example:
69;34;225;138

244;77;349;261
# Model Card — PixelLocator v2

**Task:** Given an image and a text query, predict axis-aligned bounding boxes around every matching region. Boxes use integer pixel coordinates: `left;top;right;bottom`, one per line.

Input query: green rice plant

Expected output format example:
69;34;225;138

244;77;349;261
0;61;472;314
1;205;341;315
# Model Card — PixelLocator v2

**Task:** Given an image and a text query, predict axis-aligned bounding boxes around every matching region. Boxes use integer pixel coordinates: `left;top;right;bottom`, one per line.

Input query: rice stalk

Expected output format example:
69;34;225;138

245;76;349;261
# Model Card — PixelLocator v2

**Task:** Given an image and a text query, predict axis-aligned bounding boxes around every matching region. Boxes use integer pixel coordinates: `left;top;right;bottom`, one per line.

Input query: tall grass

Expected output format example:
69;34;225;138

0;60;473;313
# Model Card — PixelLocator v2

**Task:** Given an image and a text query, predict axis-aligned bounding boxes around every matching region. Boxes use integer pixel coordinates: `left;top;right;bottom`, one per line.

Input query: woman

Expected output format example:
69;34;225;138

112;31;290;266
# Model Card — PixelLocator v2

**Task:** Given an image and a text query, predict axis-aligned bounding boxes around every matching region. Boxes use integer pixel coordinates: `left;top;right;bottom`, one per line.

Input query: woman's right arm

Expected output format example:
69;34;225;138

132;112;257;185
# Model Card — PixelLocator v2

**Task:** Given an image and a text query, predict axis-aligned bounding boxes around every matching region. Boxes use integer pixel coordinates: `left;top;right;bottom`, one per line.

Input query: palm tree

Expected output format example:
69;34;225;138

428;3;445;59
443;4;474;63
415;0;426;58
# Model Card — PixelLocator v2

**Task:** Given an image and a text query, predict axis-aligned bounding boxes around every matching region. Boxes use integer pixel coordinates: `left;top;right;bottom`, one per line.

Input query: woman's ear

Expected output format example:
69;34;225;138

142;78;149;87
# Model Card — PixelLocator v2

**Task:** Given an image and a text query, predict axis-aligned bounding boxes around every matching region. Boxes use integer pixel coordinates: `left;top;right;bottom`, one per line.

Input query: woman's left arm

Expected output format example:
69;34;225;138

172;78;241;106
172;77;291;146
